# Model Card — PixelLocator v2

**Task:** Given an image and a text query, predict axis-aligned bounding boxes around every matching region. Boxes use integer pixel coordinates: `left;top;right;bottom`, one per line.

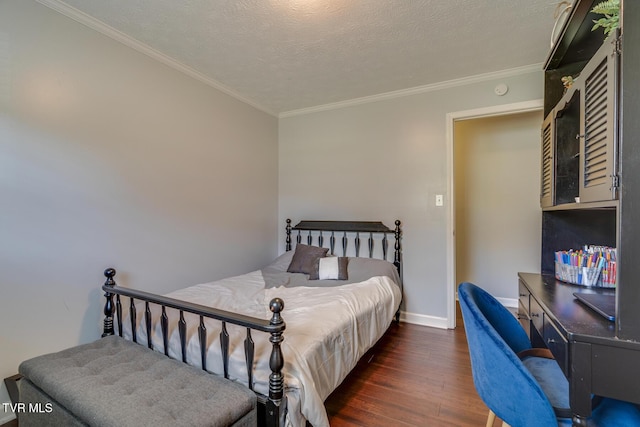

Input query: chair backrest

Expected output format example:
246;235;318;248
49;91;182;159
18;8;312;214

458;282;558;427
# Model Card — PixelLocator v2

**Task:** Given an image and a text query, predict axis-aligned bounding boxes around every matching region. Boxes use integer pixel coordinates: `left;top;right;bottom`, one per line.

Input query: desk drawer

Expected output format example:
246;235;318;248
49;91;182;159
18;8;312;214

518;300;530;338
518;280;530;313
529;297;544;332
518;280;531;337
543;317;569;376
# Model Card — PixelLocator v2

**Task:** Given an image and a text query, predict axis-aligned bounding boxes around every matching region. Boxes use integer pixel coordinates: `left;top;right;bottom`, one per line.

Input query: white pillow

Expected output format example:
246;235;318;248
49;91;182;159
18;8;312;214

309;256;348;280
318;257;341;280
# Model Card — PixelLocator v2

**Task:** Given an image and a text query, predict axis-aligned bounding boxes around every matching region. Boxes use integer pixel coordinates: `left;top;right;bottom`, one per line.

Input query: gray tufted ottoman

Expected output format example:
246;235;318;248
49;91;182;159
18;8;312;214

18;335;257;427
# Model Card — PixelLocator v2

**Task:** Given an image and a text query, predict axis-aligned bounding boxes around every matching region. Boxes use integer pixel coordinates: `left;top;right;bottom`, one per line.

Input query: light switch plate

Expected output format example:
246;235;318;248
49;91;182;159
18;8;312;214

435;194;444;206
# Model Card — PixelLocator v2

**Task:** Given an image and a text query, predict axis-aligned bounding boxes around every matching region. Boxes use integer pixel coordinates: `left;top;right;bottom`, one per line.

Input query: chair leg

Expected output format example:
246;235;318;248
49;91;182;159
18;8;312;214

486;410;510;427
486;410;496;427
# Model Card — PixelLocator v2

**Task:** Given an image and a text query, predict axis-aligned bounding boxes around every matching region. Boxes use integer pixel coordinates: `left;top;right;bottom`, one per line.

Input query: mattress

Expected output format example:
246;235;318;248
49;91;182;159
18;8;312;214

122;251;402;427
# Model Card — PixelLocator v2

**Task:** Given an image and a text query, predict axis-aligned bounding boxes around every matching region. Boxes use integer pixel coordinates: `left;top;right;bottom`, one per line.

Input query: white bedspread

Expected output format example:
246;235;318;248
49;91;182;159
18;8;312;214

123;268;401;427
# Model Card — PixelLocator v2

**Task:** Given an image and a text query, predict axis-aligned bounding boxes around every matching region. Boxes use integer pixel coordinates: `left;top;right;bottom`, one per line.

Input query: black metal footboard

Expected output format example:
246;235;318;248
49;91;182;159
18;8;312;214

101;268;286;427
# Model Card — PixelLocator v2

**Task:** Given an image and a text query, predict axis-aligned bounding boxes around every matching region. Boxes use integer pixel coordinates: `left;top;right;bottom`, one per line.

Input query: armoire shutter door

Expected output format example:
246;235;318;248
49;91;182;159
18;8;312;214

584;58;609;187
541;115;554;207
580;33;619;202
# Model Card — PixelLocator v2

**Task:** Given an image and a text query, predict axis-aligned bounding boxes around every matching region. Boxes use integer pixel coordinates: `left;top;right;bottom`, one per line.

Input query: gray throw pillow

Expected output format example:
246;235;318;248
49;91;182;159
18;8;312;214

286;244;329;274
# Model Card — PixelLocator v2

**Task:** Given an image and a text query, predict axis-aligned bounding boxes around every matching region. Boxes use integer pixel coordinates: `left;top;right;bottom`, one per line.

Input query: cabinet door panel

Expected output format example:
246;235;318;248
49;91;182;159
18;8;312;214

579;33;619;202
554;88;581;205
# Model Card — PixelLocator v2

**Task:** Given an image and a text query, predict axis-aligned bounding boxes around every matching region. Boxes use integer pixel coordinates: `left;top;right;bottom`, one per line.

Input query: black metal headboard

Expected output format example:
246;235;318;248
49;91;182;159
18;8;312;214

285;219;402;277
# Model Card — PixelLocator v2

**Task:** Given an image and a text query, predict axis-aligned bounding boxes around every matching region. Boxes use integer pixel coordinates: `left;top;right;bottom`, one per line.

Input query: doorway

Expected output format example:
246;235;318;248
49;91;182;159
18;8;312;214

445;100;543;328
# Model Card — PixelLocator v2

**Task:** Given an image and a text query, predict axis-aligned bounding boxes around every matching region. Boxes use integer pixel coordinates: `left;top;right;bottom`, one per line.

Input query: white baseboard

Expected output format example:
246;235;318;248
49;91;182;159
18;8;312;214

399;311;449;329
496;297;519;309
399;297;518;329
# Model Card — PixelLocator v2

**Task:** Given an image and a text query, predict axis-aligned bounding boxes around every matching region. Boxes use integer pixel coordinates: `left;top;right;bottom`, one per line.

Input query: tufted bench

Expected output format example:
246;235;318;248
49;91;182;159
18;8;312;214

17;335;257;427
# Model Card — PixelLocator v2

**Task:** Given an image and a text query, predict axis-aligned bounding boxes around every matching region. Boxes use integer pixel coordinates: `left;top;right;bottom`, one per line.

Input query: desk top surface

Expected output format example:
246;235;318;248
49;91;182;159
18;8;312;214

518;272;627;345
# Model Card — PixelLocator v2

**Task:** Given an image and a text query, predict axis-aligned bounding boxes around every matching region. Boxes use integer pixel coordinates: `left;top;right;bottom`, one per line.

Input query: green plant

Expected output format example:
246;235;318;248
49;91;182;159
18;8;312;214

591;0;620;36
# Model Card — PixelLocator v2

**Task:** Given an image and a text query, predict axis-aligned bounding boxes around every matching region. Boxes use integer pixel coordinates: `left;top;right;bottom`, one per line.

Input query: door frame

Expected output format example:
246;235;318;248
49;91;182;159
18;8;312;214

445;99;543;328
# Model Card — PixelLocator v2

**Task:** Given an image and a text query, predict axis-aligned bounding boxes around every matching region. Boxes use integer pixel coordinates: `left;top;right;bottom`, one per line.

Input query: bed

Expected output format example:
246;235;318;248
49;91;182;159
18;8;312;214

101;219;402;427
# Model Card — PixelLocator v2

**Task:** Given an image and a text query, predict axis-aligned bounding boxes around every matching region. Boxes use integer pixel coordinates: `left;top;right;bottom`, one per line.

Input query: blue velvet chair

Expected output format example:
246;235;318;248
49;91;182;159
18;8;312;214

458;282;640;427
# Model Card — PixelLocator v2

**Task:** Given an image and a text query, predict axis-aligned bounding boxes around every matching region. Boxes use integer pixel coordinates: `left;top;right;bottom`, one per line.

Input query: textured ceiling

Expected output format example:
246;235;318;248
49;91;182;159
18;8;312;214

40;0;563;115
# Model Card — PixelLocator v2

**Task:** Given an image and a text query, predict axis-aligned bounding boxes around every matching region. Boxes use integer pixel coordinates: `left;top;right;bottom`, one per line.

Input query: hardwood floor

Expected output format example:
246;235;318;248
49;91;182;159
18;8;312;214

2;305;494;427
325;305;495;427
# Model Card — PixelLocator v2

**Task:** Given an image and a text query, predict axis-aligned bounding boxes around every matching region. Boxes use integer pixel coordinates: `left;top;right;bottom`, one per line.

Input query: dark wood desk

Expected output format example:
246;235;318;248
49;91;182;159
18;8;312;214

518;272;640;426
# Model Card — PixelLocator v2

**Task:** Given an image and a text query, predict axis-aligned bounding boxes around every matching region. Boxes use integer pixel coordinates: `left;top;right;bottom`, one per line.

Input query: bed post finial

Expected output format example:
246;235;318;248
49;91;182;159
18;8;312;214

104;268;116;285
285;219;292;252
394;220;402;274
102;268;117;337
269;298;284;326
267;298;285;426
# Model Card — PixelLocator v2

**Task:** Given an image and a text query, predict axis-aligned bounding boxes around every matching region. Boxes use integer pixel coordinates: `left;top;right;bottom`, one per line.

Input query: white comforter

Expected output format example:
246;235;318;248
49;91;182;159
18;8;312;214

124;266;401;427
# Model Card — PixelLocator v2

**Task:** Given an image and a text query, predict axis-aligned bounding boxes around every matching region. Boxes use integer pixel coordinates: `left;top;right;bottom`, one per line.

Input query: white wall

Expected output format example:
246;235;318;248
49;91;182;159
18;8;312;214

279;72;543;325
454;112;542;301
0;0;278;418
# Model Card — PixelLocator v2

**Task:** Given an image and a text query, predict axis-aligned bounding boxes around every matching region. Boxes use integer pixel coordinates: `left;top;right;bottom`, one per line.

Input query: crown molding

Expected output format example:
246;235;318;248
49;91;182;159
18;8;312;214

279;63;542;118
36;0;278;117
35;0;542;120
